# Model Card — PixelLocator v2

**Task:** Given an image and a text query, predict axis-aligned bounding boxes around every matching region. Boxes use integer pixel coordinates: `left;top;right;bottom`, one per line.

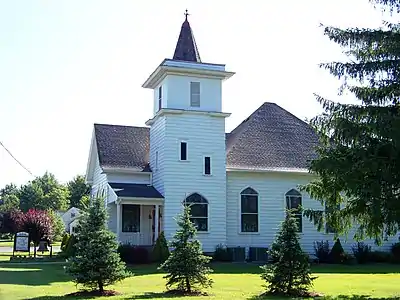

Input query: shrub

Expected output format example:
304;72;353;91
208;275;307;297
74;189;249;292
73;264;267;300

118;244;150;264
213;244;232;262
329;238;346;264
352;242;371;264
152;232;169;263
314;240;330;263
391;242;400;263
260;210;315;296
63;234;77;258
60;233;70;251
370;251;392;263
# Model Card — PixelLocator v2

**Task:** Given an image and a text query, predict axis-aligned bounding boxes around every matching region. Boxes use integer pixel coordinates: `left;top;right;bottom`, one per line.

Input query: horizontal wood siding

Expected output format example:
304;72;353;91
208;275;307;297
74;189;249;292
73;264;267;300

227;171;398;254
162;113;227;252
150;116;166;195
107;173;150;184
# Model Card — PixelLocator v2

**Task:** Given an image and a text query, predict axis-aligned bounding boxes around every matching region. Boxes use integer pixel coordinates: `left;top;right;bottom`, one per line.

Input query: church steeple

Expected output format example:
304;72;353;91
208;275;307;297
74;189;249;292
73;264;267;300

172;10;201;63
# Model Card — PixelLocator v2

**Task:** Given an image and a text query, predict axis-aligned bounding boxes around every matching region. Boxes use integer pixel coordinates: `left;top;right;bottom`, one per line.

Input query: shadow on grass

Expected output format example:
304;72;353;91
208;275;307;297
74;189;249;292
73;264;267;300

248;295;400;300
26;292;194;300
0;263;70;286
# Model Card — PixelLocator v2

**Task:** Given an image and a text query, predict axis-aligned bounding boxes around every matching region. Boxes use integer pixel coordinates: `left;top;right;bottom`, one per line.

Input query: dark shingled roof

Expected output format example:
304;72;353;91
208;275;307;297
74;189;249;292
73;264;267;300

109;183;163;198
94;124;150;171
226;102;319;170
172;17;201;62
94;103;319;172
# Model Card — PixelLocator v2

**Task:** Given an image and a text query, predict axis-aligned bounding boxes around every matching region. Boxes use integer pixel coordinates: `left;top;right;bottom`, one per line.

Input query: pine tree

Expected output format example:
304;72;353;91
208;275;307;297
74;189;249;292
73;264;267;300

65;197;130;294
152;231;170;263
159;205;213;293
302;0;400;244
260;210;315;296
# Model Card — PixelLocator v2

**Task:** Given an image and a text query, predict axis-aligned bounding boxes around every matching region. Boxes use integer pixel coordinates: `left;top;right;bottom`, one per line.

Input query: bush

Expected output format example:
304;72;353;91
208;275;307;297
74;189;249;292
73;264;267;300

60;233;70;251
329;238;346;264
391;242;400;263
314;240;330;263
370;251;392;263
352;242;371;264
151;232;169;263
63;234;77;258
118;244;150;264
213;244;232;262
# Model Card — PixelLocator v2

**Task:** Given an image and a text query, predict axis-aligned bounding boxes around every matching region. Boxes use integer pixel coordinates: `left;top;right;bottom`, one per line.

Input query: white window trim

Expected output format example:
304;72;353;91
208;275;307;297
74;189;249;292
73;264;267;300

238;187;260;234
203;155;212;176
179;140;189;161
190;81;201;107
284;189;303;233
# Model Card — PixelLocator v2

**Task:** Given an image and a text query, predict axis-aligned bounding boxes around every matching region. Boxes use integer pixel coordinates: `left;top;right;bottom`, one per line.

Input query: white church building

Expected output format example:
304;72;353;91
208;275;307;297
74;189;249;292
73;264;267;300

85;15;398;254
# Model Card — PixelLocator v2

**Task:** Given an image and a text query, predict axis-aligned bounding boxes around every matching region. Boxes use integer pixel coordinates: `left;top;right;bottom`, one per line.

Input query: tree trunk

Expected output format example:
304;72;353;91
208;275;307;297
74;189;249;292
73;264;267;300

98;280;104;293
185;277;191;293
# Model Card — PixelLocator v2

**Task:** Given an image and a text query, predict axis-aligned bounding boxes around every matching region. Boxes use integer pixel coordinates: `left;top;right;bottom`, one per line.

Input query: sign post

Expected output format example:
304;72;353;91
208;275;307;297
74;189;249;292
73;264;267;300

13;232;30;257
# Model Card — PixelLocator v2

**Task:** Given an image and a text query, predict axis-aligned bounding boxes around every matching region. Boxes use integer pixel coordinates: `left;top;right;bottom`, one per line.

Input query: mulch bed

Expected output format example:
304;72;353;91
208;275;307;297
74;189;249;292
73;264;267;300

66;290;121;297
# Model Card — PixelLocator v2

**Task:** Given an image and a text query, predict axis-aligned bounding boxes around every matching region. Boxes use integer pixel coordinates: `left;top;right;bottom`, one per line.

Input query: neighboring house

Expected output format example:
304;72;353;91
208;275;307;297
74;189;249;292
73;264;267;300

85;15;398;254
59;207;82;234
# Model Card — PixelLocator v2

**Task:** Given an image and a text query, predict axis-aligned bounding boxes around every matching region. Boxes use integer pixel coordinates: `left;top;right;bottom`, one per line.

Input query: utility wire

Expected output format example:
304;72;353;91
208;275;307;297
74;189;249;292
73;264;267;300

0;140;35;177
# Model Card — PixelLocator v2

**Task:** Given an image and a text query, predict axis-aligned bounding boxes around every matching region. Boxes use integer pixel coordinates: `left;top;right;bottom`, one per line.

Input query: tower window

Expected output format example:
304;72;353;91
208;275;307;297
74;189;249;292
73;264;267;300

155;151;159;171
180;142;187;161
190;82;200;107
204;156;211;175
158;86;162;111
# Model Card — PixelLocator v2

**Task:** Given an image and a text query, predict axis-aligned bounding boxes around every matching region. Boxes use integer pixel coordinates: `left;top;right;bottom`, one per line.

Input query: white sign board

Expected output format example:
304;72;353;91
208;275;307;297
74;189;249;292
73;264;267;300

14;232;30;252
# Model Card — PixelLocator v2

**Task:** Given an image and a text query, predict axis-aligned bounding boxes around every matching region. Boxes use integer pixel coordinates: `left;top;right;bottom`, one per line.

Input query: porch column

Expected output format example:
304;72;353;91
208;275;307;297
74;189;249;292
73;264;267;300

155;204;159;241
116;201;121;242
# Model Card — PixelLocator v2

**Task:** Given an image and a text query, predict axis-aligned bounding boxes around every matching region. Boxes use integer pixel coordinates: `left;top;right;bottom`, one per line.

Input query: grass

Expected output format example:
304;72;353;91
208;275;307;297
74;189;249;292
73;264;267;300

0;239;62;247
0;263;398;300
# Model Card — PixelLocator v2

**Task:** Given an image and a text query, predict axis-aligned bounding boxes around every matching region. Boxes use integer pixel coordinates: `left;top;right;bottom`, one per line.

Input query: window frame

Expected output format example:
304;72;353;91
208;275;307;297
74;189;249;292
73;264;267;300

203;155;212;175
122;204;141;233
158;86;162;111
285;189;303;233
190;81;201;107
184;193;208;232
179;141;188;161
239;187;259;233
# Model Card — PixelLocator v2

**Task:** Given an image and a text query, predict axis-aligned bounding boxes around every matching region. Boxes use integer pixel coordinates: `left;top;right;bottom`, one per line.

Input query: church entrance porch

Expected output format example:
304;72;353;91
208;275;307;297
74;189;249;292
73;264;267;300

115;200;163;246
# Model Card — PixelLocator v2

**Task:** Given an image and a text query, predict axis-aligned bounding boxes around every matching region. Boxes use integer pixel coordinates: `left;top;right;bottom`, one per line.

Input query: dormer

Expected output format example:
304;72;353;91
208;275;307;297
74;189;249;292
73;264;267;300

142;12;234;116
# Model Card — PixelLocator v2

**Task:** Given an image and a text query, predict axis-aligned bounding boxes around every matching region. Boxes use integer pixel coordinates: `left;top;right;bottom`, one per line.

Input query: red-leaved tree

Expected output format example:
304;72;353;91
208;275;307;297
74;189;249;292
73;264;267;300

12;209;54;256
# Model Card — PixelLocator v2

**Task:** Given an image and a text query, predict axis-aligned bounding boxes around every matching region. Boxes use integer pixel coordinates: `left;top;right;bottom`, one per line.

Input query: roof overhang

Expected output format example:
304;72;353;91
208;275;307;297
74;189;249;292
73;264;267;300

145;108;231;126
117;198;164;205
142;59;235;89
101;166;151;174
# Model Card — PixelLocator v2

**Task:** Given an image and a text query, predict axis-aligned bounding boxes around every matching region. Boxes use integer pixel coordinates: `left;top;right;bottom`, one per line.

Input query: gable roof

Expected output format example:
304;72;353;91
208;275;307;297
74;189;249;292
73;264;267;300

109;182;163;199
93;103;319;172
226;102;319;170
94;124;150;171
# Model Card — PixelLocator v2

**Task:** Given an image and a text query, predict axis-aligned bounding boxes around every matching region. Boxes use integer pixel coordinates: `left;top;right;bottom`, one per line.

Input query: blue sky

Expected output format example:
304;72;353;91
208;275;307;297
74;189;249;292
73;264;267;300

0;0;390;188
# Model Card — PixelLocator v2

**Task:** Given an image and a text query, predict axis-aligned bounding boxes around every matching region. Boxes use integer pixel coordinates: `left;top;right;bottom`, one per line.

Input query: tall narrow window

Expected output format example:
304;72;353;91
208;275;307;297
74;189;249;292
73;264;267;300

204;156;211;175
155;151;159;171
158;86;162;111
185;193;208;231
122;204;140;232
180;142;187;161
190;82;200;107
325;203;340;234
240;187;259;232
285;189;302;232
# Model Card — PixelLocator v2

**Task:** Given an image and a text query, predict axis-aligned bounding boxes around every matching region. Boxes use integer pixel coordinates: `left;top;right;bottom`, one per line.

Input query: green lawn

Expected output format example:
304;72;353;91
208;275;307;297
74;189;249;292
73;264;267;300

0;239;62;247
0;263;398;300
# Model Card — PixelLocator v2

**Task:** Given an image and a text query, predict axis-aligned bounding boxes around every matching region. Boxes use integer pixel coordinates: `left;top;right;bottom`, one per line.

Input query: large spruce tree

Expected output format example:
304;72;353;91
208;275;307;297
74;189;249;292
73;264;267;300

302;0;400;243
66;197;129;294
160;205;212;293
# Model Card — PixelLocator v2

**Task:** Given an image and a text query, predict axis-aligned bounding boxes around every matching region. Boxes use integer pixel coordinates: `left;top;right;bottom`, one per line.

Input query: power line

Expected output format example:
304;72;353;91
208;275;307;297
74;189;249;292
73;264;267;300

0;140;34;177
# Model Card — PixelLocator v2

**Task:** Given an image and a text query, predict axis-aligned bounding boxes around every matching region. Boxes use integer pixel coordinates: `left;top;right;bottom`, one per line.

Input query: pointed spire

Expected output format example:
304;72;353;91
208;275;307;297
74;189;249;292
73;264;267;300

172;10;201;63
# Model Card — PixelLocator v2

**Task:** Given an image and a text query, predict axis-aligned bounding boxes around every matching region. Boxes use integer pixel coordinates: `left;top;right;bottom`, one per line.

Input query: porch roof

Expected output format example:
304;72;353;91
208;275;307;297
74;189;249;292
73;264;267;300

109;182;163;199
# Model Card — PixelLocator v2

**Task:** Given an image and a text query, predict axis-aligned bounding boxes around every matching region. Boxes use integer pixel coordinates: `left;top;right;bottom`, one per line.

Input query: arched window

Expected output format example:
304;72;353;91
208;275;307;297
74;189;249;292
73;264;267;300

185;193;208;232
240;187;259;233
285;189;302;232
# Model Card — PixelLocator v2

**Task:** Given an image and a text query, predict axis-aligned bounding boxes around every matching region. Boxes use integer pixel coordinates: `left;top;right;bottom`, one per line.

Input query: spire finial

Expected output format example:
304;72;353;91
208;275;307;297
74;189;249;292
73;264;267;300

184;9;189;20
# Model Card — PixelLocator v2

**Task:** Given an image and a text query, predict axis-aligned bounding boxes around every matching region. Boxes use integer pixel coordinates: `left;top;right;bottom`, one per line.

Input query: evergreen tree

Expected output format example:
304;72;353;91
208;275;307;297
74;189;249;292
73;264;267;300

152;231;170;263
67;175;91;210
260;210;315;296
302;0;400;243
66;197;129;293
160;205;212;293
